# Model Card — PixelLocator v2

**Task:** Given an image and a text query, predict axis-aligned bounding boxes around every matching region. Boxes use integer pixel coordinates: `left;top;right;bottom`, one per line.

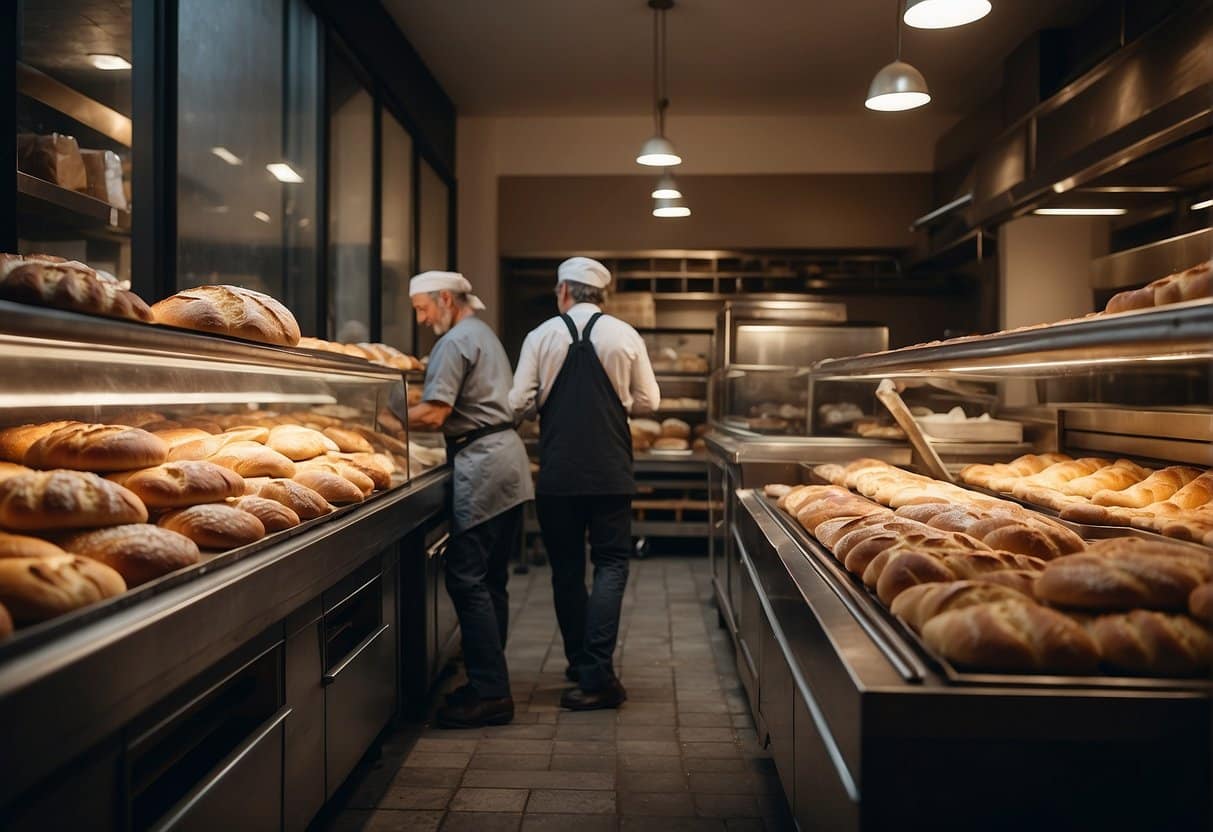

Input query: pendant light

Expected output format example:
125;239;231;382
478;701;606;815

903;0;991;29
653;196;691;218
866;1;931;111
651;170;681;199
637;0;682;166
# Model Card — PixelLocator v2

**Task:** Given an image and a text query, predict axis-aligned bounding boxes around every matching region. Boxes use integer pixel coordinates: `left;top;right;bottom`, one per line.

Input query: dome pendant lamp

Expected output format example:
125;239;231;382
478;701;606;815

866;1;931;112
651;170;682;199
637;0;682;167
903;0;991;29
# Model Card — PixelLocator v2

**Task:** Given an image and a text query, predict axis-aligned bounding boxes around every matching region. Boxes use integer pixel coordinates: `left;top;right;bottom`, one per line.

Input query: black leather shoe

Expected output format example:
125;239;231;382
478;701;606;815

436;695;514;729
560;679;627;711
444;683;476;704
564;665;579;683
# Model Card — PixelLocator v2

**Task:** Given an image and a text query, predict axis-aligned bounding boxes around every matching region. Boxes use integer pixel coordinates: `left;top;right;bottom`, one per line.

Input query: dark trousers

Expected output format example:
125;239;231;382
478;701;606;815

443;505;523;699
536;494;631;691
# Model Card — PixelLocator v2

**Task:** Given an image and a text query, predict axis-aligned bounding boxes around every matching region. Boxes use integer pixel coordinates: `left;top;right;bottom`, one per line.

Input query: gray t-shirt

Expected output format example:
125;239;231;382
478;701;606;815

424;315;533;533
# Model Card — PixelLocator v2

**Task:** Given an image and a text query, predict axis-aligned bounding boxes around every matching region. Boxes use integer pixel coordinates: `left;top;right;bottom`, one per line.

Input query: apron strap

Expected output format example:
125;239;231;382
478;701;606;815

558;313;580;343
581;312;606;342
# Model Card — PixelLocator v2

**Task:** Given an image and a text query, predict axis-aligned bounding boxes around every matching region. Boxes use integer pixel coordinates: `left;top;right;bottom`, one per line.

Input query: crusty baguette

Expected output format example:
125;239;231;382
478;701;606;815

325;453;392;490
1091;466;1204;508
763;484;794;499
257;479;331;520
323;427;374;454
1062;459;1153;498
150;284;301;346
0;461;33;482
0;470;147;530
292;469;364;505
1087;610;1212;677
233;495;301;532
1189;583;1213;623
1105;285;1157;314
23;423;168;472
59;524;201;587
0;554;127;623
205;441;296;478
0;601;11;639
1033;537;1212;612
0;530;67;559
959;453;1072;489
106;461;244;508
296;459;374;495
811;463;847;486
0;262;152;323
894;503;1083;560
1010;458;1108;495
891;580;1032;634
921;597;1100;675
865;548;1045;605
1151;260;1212;306
158;504;265;549
0;421;82;463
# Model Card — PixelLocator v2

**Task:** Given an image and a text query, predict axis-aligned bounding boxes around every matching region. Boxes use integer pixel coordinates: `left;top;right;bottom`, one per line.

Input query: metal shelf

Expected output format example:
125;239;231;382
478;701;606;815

17;171;131;233
18;62;132;147
812;300;1213;380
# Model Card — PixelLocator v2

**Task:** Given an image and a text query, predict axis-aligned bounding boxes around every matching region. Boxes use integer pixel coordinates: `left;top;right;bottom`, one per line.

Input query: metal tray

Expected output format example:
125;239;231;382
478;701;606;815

757;491;1210;692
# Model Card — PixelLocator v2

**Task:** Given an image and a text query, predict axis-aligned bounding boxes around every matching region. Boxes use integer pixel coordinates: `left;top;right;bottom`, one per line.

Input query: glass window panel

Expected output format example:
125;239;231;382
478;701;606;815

16;0;134;282
327;49;373;343
416;159;450;355
380;113;414;353
176;0;286;298
283;0;321;334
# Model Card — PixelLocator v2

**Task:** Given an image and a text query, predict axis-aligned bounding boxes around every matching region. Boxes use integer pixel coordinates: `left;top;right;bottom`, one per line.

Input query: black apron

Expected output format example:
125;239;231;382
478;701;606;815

535;313;636;496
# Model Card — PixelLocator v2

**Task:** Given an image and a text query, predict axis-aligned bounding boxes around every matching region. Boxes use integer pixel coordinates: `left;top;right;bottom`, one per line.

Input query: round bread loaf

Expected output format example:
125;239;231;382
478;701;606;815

25;423;168;472
0;554;127;623
205;441;296;478
267;425;337;461
257;479;331;519
106;460;245;508
235;495;301;532
0;530;67;559
0;470;148;530
292;470;364;505
150;284;301;346
323;427;374;454
0;601;11;639
59;524;201;586
158;504;265;549
0;421;82;463
660;418;691;439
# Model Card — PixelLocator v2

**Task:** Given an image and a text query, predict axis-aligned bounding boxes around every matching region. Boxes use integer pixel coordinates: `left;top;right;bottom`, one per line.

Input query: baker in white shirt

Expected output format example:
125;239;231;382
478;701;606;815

509;257;659;711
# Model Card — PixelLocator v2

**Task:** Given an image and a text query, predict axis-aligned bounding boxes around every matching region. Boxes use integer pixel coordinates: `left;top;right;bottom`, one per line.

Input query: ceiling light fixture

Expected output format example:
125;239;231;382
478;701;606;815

1191;198;1213;211
866;2;931;111
266;162;304;183
903;0;991;29
253;211;271;223
651;170;682;199
653;197;691;218
636;0;682;167
211;147;243;166
1033;208;1127;216
88;53;131;70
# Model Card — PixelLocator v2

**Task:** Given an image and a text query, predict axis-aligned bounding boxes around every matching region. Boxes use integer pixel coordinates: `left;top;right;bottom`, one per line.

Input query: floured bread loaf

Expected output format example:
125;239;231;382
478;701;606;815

59;524;201;586
0;262;152;323
234;495;301;532
293;469;364;505
0;530;67;559
0;470;147;530
24;423;168;472
323;427;374;454
151;284;301;346
0;554;127;623
106;460;245;508
158;503;266;549
258;479;331;520
267;425;337;461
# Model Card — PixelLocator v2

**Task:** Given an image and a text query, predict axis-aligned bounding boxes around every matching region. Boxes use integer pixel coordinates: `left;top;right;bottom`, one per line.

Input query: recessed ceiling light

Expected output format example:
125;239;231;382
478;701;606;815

253;211;271;223
211;147;243;166
266;162;304;183
89;54;131;70
1191;198;1213;211
1033;208;1127;216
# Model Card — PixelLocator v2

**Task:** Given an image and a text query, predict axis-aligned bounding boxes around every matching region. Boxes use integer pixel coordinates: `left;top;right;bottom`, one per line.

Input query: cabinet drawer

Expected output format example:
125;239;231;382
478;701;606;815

325;620;395;797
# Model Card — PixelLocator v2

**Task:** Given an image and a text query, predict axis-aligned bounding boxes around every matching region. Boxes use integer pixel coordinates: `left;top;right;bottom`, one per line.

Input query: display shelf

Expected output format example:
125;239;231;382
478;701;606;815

17;171;131;232
812;299;1213;380
654;371;710;380
17;62;132;147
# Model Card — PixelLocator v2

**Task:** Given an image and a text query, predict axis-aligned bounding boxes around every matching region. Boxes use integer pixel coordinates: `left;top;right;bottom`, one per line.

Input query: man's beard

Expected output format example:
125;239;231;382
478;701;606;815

430;306;455;336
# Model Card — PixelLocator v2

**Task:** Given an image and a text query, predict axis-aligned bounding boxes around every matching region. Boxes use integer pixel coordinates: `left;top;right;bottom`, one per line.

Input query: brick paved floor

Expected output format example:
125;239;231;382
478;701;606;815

319;555;794;831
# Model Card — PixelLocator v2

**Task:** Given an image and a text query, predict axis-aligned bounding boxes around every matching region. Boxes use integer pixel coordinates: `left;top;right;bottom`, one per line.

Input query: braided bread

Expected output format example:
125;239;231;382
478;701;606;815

891;580;1032;634
865;548;1045;605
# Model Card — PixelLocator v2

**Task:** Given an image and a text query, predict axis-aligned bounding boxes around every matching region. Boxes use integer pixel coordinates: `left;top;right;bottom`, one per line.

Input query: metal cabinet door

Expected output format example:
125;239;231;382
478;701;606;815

793;691;858;832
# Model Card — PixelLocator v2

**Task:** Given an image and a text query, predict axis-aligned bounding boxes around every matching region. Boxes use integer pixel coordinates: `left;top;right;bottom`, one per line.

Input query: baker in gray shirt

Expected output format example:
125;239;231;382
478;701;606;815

407;271;533;729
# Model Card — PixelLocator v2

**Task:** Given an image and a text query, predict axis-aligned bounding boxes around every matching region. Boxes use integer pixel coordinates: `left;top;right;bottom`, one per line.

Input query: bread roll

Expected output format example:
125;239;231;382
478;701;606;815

153;428;214;450
106;461;244;508
0;530;67;559
630;419;662;440
0;421;82;462
25;423;168;472
892;580;1032;633
921;598;1100;675
1151;260;1212;306
267;425;337;461
297;459;374;495
0;470;147;530
1062;460;1153;498
59;524;201;587
0;262;152;323
325;453;392;490
1105;285;1157;314
158;504;265;549
0;601;11;639
0;554;126;623
150;284;301;346
168;427;270;461
1034;537;1212;612
1090;466;1203;508
292;470;364;505
660;418;691;439
763;484;794;499
959;453;1072;489
323;427;374;454
1087;610;1212;676
258;479;331;520
206;441;296;478
241;476;272;496
1188;583;1213;623
234;495;301;532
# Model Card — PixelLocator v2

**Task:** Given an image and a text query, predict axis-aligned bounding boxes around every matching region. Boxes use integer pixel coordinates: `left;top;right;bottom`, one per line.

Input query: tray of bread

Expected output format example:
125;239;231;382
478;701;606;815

760;458;1212;688
0;411;419;657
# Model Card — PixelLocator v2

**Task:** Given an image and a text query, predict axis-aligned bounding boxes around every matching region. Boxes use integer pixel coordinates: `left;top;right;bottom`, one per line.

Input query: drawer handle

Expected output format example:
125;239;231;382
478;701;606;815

426;532;450;559
151;705;292;832
328;573;381;616
323;623;390;686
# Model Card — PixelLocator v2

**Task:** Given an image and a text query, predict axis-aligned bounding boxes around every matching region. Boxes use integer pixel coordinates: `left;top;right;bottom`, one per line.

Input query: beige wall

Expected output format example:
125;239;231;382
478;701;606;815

998;215;1109;329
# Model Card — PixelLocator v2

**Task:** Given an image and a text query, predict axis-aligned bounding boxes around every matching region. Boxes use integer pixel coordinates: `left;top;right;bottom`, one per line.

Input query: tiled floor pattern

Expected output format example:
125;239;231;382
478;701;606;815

320;556;794;831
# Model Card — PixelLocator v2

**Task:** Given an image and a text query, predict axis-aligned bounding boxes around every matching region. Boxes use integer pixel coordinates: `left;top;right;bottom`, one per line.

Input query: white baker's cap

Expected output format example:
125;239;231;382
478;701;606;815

409;270;486;310
557;257;611;289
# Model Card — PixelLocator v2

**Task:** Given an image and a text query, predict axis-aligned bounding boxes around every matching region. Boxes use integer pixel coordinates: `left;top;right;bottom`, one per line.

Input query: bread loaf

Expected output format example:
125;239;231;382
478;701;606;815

0;470;147;530
153;428;214;450
205;441;296;478
1105;285;1157;314
865;548;1045;605
0;421;82;463
1087;610;1212;676
763;484;794;499
921;597;1100;674
323;427;374;454
292;469;364;505
0;601;11;639
267;425;337;461
0;530;67;559
0;262;152;323
158;504;265;549
660;419;691;439
959;453;1072;489
1151;260;1212;306
25;423;168;472
234;495;301;532
1062;459;1153;498
893;503;1083;560
0;554;126;623
168;427;271;461
891;580;1032;633
258;479;331;520
59;524;201;586
325;453;392;490
1034;537;1212;612
1091;466;1203;508
106;461;244;508
0;461;33;482
652;437;689;451
1189;583;1213;623
297;459;374;495
1010;458;1107;495
812;463;847;485
150;284;301;346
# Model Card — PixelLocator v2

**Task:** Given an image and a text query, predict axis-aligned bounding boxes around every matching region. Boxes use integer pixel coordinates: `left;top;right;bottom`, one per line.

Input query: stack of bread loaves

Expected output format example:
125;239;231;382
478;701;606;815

297;336;423;371
0;253;152;324
765;458;1213;676
629;417;697;452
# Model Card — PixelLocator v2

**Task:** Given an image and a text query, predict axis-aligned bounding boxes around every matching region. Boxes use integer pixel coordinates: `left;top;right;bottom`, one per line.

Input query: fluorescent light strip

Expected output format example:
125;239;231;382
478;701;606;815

1033;208;1127;216
266;162;304;183
0;393;337;408
1192;198;1213;211
89;53;131;70
211;146;243;166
